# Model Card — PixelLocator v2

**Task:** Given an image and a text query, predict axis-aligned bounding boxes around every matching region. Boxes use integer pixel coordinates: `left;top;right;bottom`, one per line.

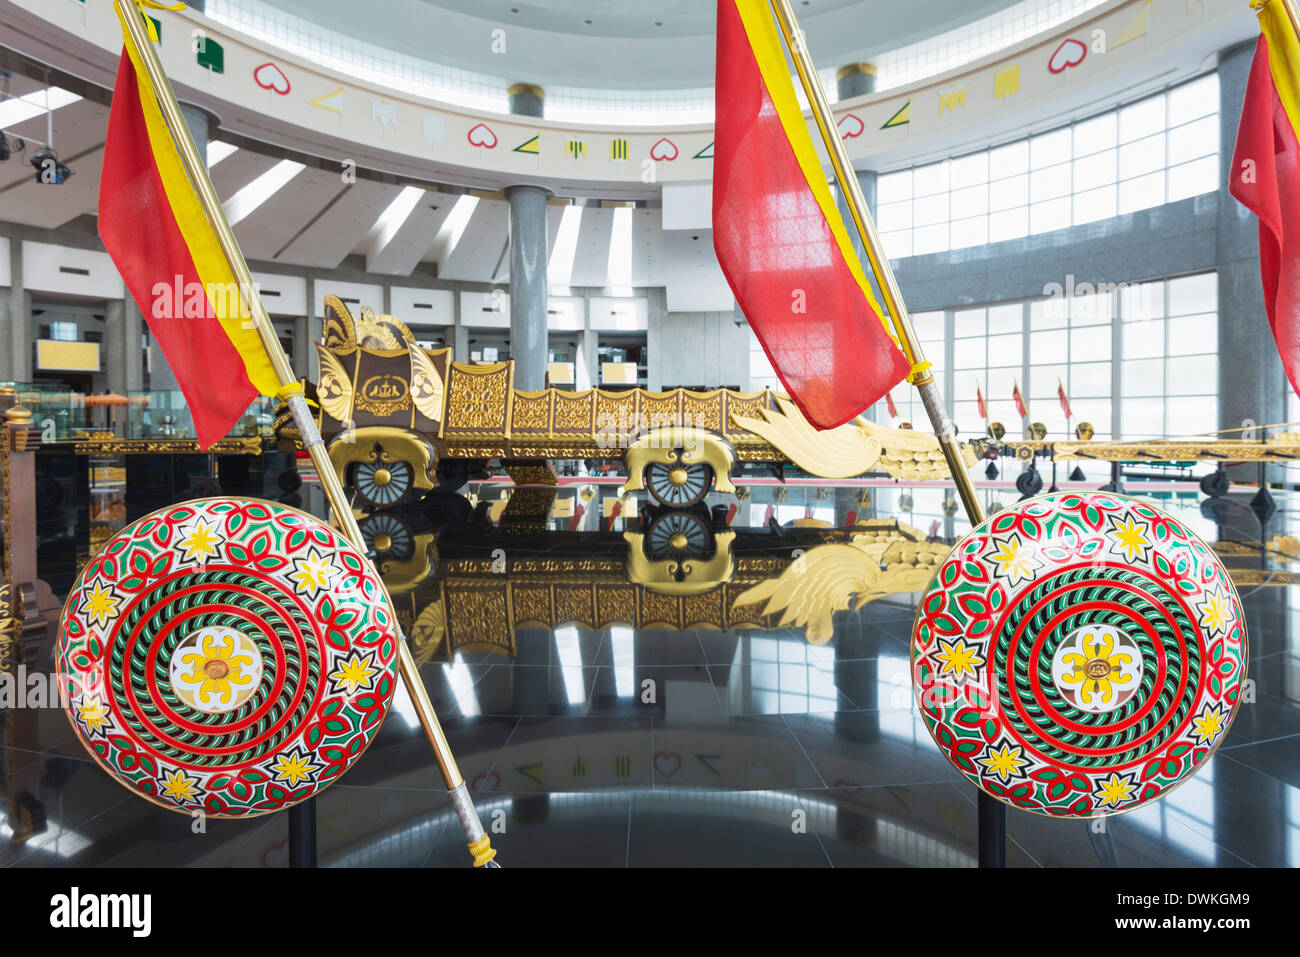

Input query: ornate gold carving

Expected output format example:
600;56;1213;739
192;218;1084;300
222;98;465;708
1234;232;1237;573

623;426;738;496
596;585;638;626
324;295;417;351
553;585;595;626
553;389;595;433
409;596;447;664
501;460;559;487
445;584;513;654
410;345;446;423
641;391;681;429
623;529;736;597
1051;438;1300;463
67;435;264;455
355;374;411;417
511;584;553;626
446;363;511;433
510;391;551;433
315;343;355;424
327;426;437;496
682;390;724;433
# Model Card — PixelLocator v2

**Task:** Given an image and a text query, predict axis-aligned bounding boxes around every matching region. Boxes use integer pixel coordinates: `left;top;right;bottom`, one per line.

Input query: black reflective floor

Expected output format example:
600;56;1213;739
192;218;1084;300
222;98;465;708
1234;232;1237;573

3;478;1297;867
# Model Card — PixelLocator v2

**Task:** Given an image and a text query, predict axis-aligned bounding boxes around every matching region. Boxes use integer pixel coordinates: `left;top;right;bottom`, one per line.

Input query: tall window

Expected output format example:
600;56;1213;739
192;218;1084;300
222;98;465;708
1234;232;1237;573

867;271;1217;442
1120;272;1218;439
877;73;1220;258
885;311;944;427
952;303;1024;437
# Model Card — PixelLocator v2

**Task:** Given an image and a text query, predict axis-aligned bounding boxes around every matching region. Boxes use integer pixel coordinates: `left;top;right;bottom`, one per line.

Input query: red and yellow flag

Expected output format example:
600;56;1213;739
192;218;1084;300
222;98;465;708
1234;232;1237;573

1012;381;1028;419
712;0;910;430
98;7;278;448
1231;0;1300;400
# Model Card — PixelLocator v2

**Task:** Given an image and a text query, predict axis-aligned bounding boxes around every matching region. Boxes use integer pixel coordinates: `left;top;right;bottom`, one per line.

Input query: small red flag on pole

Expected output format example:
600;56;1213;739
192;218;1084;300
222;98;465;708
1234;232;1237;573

885;390;899;420
1012;380;1028;419
976;381;987;421
1057;378;1072;421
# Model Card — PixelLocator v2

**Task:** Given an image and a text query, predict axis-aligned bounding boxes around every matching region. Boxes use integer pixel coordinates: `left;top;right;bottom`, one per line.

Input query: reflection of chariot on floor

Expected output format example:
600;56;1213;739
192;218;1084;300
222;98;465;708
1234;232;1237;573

309;296;977;510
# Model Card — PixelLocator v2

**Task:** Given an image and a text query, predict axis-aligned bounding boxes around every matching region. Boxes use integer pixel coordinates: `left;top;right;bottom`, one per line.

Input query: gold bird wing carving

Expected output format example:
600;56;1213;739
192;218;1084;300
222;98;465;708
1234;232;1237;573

314;342;354;424
731;395;882;478
732;543;880;644
409;345;446;422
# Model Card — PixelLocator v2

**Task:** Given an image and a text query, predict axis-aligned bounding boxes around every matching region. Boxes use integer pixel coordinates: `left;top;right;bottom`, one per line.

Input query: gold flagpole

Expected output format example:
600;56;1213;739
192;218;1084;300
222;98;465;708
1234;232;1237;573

766;0;1005;868
114;0;496;866
766;0;985;527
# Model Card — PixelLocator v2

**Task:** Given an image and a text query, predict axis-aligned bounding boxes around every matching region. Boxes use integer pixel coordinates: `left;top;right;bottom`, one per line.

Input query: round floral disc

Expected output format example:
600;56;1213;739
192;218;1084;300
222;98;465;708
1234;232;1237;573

55;498;399;817
912;492;1247;817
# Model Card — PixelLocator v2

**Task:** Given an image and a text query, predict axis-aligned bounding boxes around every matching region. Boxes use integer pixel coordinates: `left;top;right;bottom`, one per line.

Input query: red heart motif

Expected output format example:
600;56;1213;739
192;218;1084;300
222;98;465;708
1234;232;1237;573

253;62;291;95
1048;38;1087;74
471;771;500;792
654;752;681;777
837;113;865;139
649;138;678;161
467;123;498;148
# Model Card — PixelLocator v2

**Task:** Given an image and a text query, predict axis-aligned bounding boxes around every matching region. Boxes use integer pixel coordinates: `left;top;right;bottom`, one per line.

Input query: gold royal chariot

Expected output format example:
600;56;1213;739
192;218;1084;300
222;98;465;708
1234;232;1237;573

309;295;977;509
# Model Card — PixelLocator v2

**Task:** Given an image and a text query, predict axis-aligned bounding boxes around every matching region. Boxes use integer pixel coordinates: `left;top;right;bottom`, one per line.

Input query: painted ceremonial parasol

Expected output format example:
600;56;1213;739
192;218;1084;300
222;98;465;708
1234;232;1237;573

912;492;1247;817
55;498;399;817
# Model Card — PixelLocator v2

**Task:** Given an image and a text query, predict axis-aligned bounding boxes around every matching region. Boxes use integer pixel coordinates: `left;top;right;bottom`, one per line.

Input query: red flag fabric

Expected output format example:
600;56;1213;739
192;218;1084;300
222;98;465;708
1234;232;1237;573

885;390;899;420
1012;382;1028;419
1230;32;1300;399
976;382;987;420
712;0;910;429
98;26;279;448
1057;380;1072;419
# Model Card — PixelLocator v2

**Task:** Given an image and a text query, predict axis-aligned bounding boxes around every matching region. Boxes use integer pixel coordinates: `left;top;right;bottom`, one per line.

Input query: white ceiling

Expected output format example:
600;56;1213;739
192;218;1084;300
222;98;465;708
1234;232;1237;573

248;0;1019;91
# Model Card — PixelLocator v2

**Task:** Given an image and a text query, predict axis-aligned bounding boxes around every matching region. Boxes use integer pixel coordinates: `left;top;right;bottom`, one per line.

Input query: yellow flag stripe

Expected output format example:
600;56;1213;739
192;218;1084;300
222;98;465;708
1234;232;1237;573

732;1;895;342
1260;0;1300;143
118;7;280;397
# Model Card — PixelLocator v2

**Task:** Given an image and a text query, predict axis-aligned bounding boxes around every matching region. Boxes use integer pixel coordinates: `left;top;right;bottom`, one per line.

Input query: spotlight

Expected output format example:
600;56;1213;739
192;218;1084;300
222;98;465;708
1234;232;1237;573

30;148;73;184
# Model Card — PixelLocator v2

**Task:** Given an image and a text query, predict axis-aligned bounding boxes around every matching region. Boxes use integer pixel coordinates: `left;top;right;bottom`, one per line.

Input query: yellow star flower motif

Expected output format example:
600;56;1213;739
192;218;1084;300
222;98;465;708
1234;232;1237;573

935;638;984;680
77;693;111;734
1197;591;1230;639
1109;515;1151;563
272;750;318;787
160;769;200;802
177;518;222;563
1191;703;1227;745
1095;771;1137;807
979;743;1027;783
290;550;337;594
80;581;120;628
986;535;1040;586
330;651;378;695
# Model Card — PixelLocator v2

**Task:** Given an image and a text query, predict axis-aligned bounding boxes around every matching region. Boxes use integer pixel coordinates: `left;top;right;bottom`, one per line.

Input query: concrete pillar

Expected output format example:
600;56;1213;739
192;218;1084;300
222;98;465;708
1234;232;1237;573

504;83;549;391
123;296;144;391
835;64;878;290
506;83;545;119
1216;40;1284;444
836;62;877;98
505;184;549;391
5;236;31;382
105;300;127;394
148;102;213;392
